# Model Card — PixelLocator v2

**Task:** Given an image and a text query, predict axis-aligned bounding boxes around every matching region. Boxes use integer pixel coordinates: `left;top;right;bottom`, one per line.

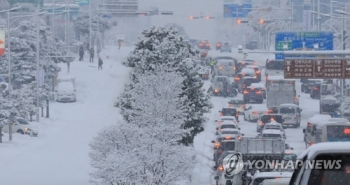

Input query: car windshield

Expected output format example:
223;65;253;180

221;131;239;135
221;118;235;121
221;141;235;151
229;100;244;104
265;125;281;130
279;107;295;114
17;119;29;125
284;154;297;161
221;125;236;129
222;109;237;115
262;134;281;138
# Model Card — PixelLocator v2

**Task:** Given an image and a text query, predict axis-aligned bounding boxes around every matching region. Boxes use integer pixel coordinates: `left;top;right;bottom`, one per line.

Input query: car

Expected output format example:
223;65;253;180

310;83;321;99
216;42;221;50
245;65;262;81
240;68;256;78
243;87;264;104
220;42;232;52
216;122;240;135
215;116;239;126
256;114;283;132
237;76;255;92
245;41;258;50
228;99;246;113
249;83;266;99
2;118;38;136
244;105;269;122
219;108;239;121
248;172;293;185
198;40;210;50
259;129;285;139
212;139;236;166
217;128;243;140
278;104;302;128
261;121;286;137
237;59;257;72
301;79;323;93
213;59;236;76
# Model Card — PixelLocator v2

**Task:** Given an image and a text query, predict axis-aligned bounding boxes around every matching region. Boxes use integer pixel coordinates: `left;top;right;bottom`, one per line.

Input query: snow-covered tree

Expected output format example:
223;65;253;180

90;69;195;185
117;26;212;145
164;23;189;39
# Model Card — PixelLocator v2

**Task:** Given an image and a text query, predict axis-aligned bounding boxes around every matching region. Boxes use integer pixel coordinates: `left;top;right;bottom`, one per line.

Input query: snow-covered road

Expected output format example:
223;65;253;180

191;49;320;185
0;46;132;185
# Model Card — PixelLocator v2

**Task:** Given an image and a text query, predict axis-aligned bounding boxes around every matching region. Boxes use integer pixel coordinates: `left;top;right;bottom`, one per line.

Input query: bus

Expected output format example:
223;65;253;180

265;59;284;78
303;117;350;148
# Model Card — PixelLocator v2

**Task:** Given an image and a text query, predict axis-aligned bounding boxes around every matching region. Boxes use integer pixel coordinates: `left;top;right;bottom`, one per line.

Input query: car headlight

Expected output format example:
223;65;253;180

24;128;32;131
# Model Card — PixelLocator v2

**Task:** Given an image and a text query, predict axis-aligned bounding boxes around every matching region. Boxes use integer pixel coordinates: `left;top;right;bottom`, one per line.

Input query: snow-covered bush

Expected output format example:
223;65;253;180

90;69;195;185
117;26;212;145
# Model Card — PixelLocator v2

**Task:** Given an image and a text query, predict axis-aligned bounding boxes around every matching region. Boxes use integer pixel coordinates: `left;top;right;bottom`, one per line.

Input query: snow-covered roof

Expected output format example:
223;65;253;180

307;114;332;123
252;171;293;179
299;142;350;160
249;83;265;88
262;129;283;134
279;104;299;107
241;68;255;74
321;95;338;101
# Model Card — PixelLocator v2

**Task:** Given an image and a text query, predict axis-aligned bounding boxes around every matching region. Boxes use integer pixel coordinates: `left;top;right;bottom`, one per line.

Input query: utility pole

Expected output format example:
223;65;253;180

291;2;294;30
317;0;321;30
341;9;346;116
89;0;92;50
36;3;40;122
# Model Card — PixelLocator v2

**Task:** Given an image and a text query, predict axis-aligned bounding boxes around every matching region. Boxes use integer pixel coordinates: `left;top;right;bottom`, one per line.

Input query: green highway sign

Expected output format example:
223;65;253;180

276;42;292;50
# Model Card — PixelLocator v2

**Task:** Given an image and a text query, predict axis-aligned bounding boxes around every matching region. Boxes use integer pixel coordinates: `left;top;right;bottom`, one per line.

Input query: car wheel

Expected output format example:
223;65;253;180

249;115;251;122
244;114;247;121
17;129;24;134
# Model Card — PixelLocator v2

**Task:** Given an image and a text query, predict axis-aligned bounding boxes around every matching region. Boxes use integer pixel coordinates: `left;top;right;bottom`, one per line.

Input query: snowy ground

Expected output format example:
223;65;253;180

0;46;133;185
191;49;319;185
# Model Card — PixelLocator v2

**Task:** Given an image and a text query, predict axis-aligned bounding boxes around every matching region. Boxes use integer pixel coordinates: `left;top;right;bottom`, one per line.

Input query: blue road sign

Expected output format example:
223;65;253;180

102;14;112;19
223;4;252;18
275;31;334;60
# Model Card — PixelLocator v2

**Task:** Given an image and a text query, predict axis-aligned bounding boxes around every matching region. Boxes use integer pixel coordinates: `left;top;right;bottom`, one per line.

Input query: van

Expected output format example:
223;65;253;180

56;76;76;102
278;104;302;128
214;59;236;76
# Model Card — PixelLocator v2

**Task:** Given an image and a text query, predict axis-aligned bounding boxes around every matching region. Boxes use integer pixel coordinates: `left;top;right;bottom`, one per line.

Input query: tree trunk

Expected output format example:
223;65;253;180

0;127;2;143
46;99;49;118
9;122;12;141
41;107;44;117
52;77;55;91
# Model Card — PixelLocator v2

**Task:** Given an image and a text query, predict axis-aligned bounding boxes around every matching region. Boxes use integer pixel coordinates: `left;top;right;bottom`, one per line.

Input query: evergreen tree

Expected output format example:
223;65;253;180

117;26;212;145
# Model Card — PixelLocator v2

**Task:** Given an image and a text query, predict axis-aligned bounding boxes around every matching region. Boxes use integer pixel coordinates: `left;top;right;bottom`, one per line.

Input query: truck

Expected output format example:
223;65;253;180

289;142;350;185
214;137;285;185
266;79;299;113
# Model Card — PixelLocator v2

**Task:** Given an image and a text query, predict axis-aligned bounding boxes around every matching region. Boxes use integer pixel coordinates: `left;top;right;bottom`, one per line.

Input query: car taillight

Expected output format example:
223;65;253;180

242;73;246;76
294;97;298;101
256;70;261;74
258;120;263;125
215;89;219;93
253;62;257;65
252;111;258;114
256;91;262;94
219;66;223;70
243;84;246;88
218;165;224;172
243;90;249;94
254;76;257;78
235;77;240;81
228;103;232;107
206;43;210;46
310;142;314;146
233;67;236;70
314;87;318;90
214;142;220;147
217;44;220;46
236;113;238;117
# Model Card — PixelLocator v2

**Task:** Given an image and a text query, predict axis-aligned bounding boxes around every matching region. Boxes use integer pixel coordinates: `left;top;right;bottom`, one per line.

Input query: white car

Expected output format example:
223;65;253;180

2;118;38;136
244;105;269;122
217;128;243;141
249;172;292;185
215;116;239;125
216;122;240;135
227;98;246;114
259;129;285;139
261;121;285;136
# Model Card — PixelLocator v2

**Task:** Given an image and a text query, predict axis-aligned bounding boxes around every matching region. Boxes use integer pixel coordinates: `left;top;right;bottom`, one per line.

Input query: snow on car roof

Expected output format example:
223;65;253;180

265;121;282;126
280;103;299;107
57;82;74;90
252;171;293;179
217;59;234;64
250;105;269;111
301;142;350;160
322;95;338;101
241;68;255;73
307;114;332;123
267;76;284;80
249;83;265;88
262;129;282;134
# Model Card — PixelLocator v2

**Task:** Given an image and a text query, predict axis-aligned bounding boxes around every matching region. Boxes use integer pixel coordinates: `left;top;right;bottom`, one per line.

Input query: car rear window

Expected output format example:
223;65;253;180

261;115;283;123
222;109;237;115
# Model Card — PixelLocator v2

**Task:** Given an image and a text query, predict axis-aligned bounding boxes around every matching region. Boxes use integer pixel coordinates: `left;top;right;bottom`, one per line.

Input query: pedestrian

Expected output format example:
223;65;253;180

89;47;94;63
210;59;216;74
79;45;84;61
98;57;103;70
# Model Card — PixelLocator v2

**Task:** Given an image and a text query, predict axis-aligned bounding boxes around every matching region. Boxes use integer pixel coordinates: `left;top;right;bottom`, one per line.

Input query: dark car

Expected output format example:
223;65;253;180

219;107;239;121
245;41;258;50
216;42;221;50
238;76;255;92
246;65;261;82
301;80;322;93
310;83;321;99
256;114;283;132
198;40;210;50
212;140;236;165
243;87;264;104
237;59;256;72
220;42;232;52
